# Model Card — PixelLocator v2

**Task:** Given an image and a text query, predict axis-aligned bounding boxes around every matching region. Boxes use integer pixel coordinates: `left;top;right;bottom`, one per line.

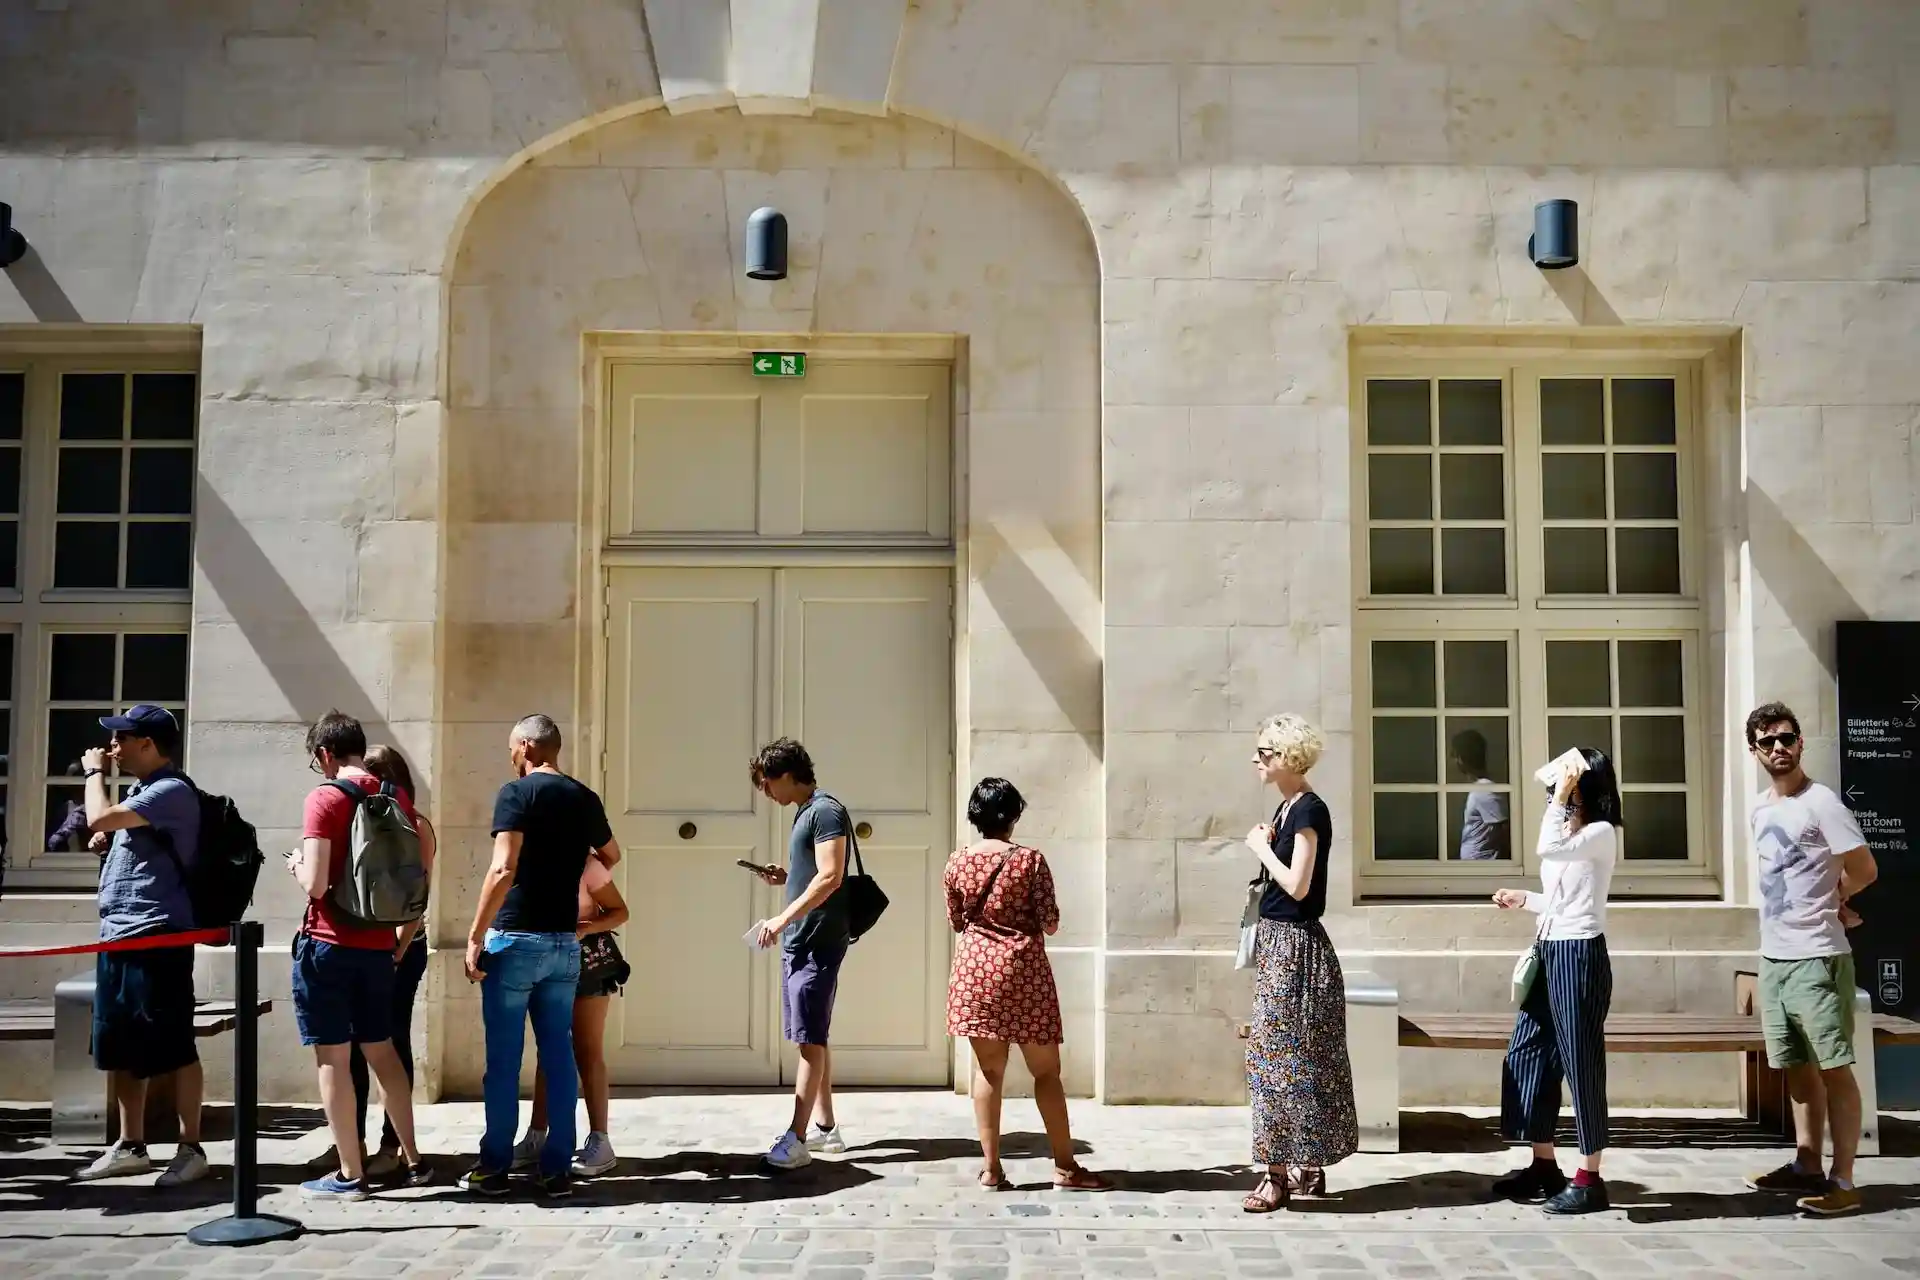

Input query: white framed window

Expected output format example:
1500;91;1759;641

1353;355;1711;898
0;352;196;889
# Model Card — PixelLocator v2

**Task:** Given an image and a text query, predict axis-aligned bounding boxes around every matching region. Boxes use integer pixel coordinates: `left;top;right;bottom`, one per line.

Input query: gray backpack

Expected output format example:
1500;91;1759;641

323;779;428;926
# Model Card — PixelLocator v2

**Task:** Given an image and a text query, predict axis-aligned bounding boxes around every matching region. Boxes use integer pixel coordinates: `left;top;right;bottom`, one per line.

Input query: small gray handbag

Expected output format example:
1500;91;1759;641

1233;875;1266;970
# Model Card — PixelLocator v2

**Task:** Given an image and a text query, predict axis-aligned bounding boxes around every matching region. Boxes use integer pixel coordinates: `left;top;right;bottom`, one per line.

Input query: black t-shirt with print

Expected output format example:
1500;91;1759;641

490;771;614;934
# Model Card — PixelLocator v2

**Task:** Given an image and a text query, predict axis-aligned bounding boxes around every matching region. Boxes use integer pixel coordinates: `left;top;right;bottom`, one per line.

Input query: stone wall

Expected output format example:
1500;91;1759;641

0;0;1914;1108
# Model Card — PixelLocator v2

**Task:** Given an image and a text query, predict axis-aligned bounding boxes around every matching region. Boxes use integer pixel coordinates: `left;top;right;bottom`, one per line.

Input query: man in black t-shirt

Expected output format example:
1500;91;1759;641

460;714;621;1197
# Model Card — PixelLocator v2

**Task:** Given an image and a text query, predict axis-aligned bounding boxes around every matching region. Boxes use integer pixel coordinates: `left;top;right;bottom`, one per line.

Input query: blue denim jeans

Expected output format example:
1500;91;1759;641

478;931;581;1176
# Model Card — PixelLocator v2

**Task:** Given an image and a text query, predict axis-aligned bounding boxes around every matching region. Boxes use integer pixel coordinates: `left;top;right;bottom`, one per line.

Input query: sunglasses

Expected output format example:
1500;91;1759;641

1753;732;1800;751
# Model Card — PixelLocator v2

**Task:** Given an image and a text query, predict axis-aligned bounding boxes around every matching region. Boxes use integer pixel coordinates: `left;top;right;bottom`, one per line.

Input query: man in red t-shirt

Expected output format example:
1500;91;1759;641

287;711;429;1199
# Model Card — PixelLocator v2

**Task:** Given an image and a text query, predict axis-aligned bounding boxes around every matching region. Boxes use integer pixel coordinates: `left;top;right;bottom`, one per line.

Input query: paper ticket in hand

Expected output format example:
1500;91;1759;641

1533;747;1589;788
744;924;770;951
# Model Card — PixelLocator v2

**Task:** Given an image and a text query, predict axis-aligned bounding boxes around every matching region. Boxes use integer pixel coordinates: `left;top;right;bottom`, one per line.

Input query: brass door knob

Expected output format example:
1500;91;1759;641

854;821;873;840
678;822;697;840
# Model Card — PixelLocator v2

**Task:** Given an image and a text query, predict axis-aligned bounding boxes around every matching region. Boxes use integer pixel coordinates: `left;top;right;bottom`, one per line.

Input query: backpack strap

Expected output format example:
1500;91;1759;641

324;778;369;804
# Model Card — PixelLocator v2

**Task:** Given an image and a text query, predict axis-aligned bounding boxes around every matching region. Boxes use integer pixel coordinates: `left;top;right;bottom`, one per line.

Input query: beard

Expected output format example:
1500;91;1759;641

1760;752;1799;778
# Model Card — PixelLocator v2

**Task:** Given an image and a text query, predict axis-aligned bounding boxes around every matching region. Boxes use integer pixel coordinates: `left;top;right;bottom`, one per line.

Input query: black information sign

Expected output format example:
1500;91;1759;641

1837;621;1920;1018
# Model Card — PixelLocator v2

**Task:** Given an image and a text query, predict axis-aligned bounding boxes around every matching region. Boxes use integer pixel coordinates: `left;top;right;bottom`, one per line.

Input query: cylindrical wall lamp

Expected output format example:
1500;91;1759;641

745;207;788;281
0;203;26;268
1529;199;1578;270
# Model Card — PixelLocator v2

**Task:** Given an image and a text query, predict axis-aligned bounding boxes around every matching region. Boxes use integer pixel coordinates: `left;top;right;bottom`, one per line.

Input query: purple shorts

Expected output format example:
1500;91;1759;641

781;943;847;1046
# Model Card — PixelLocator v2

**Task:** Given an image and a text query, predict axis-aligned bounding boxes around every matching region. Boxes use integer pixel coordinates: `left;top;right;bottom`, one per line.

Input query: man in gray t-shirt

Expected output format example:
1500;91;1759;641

748;738;854;1173
1450;730;1510;861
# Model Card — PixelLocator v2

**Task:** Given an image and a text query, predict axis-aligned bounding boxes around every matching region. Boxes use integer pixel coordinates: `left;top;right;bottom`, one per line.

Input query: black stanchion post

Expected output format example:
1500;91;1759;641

189;920;302;1247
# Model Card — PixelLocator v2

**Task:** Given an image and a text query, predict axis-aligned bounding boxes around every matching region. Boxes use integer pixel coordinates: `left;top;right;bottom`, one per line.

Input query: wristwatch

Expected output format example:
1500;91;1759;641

84;767;105;778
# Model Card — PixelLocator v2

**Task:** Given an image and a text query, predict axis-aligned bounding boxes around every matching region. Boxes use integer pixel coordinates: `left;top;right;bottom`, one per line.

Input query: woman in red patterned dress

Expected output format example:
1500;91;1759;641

946;777;1112;1192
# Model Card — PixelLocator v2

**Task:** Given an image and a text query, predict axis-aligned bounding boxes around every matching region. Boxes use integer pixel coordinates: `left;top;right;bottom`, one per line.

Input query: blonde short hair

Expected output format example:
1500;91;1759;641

1255;714;1324;773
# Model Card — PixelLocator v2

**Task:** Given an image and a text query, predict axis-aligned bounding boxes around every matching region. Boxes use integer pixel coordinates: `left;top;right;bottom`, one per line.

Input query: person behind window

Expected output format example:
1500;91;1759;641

1239;714;1358;1213
47;761;89;852
1490;747;1620;1215
1451;729;1510;861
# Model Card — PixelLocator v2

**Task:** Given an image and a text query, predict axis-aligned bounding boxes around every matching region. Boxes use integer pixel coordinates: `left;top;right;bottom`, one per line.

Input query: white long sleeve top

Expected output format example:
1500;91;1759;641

1520;802;1616;941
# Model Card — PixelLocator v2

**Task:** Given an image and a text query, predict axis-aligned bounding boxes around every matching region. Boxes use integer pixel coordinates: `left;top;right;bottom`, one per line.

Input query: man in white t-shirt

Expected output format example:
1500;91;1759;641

1742;701;1877;1218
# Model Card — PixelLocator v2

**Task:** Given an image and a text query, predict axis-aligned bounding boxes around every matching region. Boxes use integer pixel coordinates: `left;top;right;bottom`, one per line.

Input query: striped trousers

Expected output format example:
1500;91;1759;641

1501;935;1612;1156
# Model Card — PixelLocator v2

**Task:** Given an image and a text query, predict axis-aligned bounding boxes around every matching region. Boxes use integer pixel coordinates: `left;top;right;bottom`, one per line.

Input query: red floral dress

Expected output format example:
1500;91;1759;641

944;842;1063;1044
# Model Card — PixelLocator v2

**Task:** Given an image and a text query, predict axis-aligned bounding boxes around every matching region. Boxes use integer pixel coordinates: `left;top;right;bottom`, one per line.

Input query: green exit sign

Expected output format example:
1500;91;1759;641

752;352;806;378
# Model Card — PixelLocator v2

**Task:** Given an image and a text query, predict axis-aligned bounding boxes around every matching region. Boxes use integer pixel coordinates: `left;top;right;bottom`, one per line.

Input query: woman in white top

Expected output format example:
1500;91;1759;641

1490;747;1620;1216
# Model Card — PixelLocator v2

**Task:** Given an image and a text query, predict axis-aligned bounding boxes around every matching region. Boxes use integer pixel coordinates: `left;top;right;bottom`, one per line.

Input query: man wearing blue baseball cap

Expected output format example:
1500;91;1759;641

71;703;207;1188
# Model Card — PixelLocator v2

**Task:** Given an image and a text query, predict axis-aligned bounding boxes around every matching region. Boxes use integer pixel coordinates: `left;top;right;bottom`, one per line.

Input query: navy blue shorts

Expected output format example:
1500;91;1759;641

292;934;397;1047
93;945;198;1079
781;943;846;1046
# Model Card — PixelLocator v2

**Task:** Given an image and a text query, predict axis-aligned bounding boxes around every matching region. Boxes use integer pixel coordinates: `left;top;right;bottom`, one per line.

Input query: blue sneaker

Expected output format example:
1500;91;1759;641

301;1171;370;1201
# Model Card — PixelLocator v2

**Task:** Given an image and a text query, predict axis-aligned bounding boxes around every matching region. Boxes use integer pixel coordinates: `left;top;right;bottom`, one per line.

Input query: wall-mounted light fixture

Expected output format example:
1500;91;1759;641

745;207;787;281
0;203;26;269
1529;199;1578;270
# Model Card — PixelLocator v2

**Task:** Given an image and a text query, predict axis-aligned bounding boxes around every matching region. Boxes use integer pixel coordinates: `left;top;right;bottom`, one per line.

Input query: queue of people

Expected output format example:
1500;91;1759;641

67;698;1878;1218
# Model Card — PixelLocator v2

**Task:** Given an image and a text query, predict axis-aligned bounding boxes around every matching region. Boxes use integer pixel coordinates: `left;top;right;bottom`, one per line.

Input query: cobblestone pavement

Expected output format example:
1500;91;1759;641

3;1095;1919;1276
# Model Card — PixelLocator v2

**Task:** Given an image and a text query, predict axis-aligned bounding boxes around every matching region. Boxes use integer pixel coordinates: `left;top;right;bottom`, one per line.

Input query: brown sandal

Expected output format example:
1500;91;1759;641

1053;1164;1114;1192
1242;1173;1287;1214
1287;1166;1326;1197
979;1167;1011;1190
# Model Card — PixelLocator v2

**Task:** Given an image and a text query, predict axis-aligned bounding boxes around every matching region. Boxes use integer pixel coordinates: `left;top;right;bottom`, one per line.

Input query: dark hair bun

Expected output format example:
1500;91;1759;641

967;776;1026;837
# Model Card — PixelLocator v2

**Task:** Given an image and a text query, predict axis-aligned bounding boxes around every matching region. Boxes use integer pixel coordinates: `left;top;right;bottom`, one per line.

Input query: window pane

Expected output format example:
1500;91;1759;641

51;633;116;701
1367;380;1430;446
57;448;123;515
1619;640;1683;708
1548;715;1613;762
0;522;16;592
1546;640;1612;707
1616;527;1681;594
1542;452;1606;520
1369;528;1433;594
1446;714;1511;784
53;522;120;589
1368;454;1431;519
1613;452;1678;520
1542;378;1604;445
1622;792;1688;860
1444;640;1508;709
1543;527;1608;594
45;782;88;851
0;632;14;699
1374;716;1437;784
1440;528;1505;594
129;448;194;515
127;522;192;590
123;633;189;702
1613;378;1676;445
1438;379;1503;446
1374;792;1439;860
60;374;124;440
1448;789;1511;861
0;372;22;440
47;707;110;774
1439;453;1503;520
130;374;198;441
1372;640;1436;708
0;709;9;774
1621;714;1687;784
0;447;18;515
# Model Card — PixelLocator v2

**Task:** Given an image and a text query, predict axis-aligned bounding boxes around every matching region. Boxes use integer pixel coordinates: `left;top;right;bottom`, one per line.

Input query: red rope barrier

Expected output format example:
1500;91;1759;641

0;926;231;958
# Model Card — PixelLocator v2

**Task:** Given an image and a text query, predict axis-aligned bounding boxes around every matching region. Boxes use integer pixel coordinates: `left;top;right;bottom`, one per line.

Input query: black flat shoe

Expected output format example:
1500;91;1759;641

1491;1163;1567;1203
1543;1180;1609;1215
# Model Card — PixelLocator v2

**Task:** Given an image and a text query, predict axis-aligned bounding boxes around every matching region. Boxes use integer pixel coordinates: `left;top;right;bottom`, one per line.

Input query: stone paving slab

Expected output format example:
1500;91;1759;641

2;1096;1918;1277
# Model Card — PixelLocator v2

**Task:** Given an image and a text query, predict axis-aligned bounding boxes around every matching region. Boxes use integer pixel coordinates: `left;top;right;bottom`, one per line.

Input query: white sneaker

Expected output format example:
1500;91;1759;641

510;1127;546;1172
805;1124;847;1155
764;1129;812;1171
156;1145;211;1187
75;1142;153;1182
573;1132;617;1177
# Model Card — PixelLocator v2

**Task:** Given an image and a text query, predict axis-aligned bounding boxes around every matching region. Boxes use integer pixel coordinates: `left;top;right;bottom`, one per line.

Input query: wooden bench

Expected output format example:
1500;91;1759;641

0;981;272;1146
1238;974;1920;1154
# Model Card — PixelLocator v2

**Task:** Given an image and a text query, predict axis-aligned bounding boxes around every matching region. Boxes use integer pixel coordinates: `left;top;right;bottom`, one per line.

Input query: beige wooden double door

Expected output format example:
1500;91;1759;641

602;564;953;1086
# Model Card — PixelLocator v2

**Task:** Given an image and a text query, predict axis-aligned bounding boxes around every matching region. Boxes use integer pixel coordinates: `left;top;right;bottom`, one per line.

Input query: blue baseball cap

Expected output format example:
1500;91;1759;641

99;704;179;736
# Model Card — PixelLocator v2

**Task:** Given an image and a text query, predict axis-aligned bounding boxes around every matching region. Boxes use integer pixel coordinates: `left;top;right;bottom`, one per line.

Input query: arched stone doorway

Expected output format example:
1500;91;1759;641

432;107;1102;1098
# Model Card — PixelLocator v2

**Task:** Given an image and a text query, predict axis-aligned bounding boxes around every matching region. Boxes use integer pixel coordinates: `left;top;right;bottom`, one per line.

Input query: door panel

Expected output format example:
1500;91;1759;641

608;364;762;537
779;566;952;1086
604;567;779;1084
796;362;950;537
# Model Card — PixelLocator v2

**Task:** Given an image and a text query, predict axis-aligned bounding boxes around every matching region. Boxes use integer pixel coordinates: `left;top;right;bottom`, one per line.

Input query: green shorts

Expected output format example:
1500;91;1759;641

1759;954;1856;1070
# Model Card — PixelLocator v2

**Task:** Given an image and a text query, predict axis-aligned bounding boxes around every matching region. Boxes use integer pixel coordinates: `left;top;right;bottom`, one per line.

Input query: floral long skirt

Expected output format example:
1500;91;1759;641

1246;918;1359;1167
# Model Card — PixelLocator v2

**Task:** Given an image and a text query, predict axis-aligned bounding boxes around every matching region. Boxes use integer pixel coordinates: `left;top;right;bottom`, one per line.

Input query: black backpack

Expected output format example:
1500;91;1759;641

157;784;265;939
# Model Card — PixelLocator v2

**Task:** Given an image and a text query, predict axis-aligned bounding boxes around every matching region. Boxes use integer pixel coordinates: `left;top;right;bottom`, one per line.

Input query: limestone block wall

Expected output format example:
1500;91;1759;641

0;0;1913;1109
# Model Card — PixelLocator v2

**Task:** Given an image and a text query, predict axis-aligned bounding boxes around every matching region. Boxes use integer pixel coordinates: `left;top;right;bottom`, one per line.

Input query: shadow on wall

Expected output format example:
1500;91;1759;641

1;246;82;322
194;485;395;762
971;521;1101;753
1745;482;1866;677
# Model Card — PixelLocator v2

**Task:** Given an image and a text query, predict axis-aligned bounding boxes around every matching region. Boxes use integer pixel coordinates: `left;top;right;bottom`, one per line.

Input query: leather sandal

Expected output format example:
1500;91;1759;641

1287;1166;1326;1197
1052;1164;1114;1191
979;1167;1011;1190
1242;1173;1287;1213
